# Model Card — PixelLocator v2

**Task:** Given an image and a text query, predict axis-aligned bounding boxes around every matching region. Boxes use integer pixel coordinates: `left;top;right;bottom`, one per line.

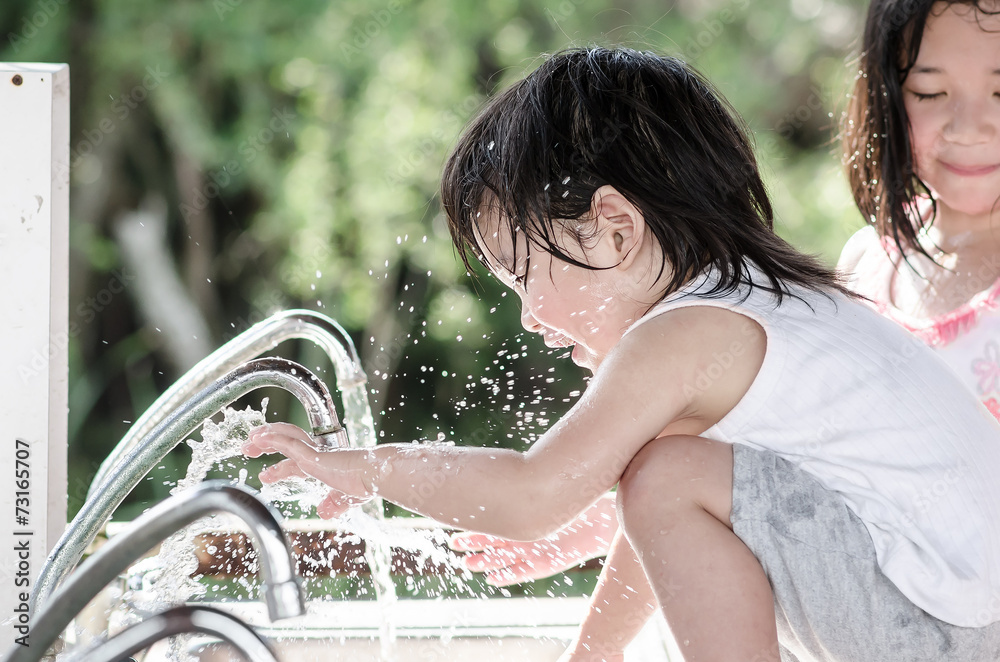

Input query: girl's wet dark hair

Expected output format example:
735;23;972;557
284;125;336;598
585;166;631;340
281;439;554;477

441;47;848;302
842;1;1000;258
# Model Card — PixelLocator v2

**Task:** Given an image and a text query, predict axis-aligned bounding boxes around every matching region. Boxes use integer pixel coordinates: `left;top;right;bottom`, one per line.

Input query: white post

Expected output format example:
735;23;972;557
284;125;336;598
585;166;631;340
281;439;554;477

0;63;69;648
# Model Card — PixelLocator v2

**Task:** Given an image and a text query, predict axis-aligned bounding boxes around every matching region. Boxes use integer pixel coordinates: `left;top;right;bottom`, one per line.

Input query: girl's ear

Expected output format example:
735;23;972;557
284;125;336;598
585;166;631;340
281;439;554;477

590;185;645;268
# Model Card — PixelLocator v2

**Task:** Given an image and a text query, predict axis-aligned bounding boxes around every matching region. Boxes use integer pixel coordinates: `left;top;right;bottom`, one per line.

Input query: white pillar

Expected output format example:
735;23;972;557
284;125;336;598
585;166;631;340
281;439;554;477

0;63;69;647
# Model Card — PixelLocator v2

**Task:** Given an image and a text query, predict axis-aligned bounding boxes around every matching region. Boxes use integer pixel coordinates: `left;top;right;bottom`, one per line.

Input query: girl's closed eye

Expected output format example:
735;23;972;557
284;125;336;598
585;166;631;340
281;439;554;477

910;91;944;102
511;247;531;290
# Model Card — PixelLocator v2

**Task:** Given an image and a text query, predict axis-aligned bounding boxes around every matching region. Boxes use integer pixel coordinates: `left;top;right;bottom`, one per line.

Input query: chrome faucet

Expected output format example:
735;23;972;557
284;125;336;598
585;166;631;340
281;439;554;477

89;309;369;497
31;357;344;615
8;482;301;662
66;605;279;662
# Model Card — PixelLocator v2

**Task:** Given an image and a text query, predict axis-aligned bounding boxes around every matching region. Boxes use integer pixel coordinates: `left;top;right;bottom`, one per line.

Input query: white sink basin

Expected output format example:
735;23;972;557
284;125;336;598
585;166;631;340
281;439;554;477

135;597;677;661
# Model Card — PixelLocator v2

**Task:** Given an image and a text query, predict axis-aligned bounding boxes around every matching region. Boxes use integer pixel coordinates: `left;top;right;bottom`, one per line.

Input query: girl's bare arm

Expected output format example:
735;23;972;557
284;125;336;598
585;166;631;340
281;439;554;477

244;306;765;540
563;529;657;660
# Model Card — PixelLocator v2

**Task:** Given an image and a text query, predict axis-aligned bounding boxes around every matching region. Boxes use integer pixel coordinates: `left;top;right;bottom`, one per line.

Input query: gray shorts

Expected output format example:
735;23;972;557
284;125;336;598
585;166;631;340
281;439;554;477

730;443;1000;662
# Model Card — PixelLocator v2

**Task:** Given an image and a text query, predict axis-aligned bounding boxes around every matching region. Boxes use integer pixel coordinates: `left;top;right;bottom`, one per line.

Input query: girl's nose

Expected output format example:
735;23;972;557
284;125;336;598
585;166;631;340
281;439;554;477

944;98;995;144
520;302;542;333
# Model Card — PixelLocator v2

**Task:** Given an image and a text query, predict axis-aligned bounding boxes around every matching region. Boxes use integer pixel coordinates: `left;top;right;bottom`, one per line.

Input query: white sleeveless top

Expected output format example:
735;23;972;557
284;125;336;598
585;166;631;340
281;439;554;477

627;262;1000;627
843;226;1000;421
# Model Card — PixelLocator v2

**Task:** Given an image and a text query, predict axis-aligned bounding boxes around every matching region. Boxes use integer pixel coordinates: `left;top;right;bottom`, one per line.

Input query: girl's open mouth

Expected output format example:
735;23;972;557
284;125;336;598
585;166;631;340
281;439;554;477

544;335;574;349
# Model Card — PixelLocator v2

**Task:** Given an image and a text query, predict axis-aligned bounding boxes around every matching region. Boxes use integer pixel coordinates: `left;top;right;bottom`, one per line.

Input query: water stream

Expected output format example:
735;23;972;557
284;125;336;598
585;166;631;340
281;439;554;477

338;380;398;661
130;381;408;661
131;402;268;662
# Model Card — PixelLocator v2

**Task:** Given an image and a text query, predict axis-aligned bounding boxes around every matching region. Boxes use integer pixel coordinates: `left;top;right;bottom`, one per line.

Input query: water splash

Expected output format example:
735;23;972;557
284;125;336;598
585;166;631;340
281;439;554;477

339;380;400;661
258;472;329;506
126;402;269;662
337;509;462;572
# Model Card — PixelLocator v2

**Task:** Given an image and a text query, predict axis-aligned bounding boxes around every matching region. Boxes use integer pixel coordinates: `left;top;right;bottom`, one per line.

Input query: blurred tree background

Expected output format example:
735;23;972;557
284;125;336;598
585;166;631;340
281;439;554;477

2;0;868;521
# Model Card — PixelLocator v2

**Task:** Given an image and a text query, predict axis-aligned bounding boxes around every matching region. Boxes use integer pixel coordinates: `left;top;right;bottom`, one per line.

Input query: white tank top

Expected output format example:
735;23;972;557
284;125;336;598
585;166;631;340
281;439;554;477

628;262;1000;627
843;225;1000;420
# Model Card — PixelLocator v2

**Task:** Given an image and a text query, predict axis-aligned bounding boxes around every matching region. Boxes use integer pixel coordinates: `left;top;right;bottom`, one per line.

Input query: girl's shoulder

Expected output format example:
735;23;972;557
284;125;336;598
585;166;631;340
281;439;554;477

837;225;896;301
837;225;881;276
613;304;767;433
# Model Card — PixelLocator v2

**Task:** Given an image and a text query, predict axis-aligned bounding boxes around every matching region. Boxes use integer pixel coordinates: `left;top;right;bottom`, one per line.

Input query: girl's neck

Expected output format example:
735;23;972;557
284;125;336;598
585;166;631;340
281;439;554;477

887;202;1000;319
922;203;1000;255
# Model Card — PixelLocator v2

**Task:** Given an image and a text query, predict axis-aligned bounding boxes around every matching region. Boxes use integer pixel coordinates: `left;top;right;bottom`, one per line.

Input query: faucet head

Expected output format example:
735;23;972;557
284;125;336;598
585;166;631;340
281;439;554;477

310;427;350;450
261;577;307;620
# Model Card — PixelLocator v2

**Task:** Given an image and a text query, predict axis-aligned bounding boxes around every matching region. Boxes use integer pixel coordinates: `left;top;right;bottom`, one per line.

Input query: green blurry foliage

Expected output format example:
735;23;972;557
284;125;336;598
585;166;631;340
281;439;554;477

1;0;867;519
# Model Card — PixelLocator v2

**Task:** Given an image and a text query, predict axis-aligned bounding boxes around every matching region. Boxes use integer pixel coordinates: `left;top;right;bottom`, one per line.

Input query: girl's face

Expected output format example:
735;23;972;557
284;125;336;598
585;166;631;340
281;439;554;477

475;215;627;372
903;3;1000;224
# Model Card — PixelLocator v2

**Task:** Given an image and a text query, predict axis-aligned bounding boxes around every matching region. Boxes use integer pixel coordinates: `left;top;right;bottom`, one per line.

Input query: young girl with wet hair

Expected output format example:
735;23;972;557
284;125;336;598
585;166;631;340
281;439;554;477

458;0;1000;648
840;1;1000;418
243;47;1000;661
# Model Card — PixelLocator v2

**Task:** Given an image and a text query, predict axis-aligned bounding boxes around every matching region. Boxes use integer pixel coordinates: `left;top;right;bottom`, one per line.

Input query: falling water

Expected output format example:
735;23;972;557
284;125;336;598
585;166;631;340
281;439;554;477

127;375;412;661
338;380;400;662
130;401;268;662
259;379;415;661
171;393;391;658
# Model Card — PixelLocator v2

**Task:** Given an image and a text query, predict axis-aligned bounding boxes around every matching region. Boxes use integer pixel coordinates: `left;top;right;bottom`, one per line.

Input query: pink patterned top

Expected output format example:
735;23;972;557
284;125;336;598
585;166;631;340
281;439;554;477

841;226;1000;419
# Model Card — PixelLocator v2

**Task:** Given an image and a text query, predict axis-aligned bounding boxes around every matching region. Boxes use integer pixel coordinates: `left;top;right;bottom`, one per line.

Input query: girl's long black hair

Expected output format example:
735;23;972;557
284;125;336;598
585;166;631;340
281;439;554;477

442;47;849;302
842;1;1000;259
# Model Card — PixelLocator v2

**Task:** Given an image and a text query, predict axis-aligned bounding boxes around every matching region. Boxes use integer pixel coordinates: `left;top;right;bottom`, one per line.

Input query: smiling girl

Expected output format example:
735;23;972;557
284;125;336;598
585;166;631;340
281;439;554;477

840;1;1000;417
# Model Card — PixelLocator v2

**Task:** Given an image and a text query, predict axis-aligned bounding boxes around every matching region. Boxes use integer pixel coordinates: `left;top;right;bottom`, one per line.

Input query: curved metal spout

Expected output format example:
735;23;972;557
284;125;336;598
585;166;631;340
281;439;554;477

31;357;339;615
65;606;279;662
89;309;368;498
9;483;300;662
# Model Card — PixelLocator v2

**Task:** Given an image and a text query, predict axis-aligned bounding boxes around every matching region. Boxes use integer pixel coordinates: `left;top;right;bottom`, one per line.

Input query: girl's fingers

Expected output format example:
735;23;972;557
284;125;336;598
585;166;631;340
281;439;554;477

450;532;538;555
449;532;506;551
244;423;314;457
467;549;575;581
485;566;523;586
317;491;351;520
245;425;336;478
259;458;308;484
462;550;518;572
485;560;549;586
244;422;371;512
242;423;372;519
259;422;315;441
316;488;373;519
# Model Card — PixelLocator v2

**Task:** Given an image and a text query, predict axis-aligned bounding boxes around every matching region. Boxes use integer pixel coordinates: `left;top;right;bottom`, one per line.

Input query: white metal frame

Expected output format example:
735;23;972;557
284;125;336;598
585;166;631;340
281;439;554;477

0;62;69;646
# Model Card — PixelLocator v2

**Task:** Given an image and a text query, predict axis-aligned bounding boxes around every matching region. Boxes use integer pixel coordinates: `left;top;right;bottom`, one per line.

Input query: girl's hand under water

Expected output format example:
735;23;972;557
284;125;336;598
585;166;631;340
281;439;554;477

449;493;618;585
243;422;376;519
